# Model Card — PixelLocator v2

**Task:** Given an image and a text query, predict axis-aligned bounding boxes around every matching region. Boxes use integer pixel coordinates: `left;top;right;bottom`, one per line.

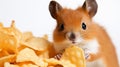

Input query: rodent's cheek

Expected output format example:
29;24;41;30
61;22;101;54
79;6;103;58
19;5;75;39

75;37;83;43
53;30;67;43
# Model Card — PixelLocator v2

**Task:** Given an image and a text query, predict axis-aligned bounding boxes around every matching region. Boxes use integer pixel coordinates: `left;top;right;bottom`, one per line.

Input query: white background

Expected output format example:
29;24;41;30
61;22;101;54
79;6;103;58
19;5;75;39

0;0;120;64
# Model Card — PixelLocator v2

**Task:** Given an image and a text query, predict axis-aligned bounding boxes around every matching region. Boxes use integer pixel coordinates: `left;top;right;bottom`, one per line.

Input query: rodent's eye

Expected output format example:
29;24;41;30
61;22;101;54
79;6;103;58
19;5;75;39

82;22;86;30
59;24;64;31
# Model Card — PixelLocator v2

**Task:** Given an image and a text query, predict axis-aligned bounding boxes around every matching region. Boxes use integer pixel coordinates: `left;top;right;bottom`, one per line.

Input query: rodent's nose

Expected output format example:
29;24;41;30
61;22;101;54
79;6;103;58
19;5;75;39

68;32;76;41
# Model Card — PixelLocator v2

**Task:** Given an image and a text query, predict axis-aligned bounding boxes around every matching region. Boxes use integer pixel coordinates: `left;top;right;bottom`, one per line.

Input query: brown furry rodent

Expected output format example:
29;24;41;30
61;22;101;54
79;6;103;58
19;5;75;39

49;0;119;67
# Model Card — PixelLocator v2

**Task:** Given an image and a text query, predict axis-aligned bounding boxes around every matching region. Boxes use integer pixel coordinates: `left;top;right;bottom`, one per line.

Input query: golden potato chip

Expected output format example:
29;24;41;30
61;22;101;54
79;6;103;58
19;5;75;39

21;32;33;42
0;32;18;53
0;21;22;53
17;45;27;51
22;37;50;51
21;64;39;67
59;60;76;67
44;58;75;67
4;62;19;67
0;21;22;41
0;22;3;27
38;49;49;59
0;49;9;58
0;55;16;67
44;58;60;66
16;48;47;67
61;46;86;67
4;62;39;67
43;34;48;40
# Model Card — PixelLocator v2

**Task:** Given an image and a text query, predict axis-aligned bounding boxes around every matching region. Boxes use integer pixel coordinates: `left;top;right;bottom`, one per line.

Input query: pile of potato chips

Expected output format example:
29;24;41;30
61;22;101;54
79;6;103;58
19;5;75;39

0;21;86;67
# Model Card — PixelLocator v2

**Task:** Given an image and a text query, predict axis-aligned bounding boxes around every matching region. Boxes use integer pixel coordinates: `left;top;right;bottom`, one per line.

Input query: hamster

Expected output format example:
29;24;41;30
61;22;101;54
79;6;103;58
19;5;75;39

49;0;119;67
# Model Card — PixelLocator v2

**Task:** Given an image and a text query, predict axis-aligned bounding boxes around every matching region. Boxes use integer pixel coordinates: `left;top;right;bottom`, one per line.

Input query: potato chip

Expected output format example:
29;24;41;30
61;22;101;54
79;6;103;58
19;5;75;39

0;22;3;27
5;62;40;67
21;63;39;67
17;45;27;52
44;58;60;66
4;62;39;67
21;32;33;42
61;46;86;67
38;49;49;59
21;37;50;51
0;55;16;67
10;20;22;40
0;49;9;58
16;48;48;67
0;32;18;53
44;58;75;67
0;21;22;53
0;21;22;41
4;62;19;67
43;34;48;40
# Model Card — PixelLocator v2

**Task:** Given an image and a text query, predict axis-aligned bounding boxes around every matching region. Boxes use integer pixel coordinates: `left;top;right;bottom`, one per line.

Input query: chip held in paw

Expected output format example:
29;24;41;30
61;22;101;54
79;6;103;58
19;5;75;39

0;22;86;67
61;46;86;67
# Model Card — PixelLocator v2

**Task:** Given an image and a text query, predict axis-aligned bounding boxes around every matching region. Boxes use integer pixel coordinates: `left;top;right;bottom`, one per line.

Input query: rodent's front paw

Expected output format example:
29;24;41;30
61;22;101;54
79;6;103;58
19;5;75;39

85;52;90;60
54;49;65;60
83;48;91;60
54;53;62;60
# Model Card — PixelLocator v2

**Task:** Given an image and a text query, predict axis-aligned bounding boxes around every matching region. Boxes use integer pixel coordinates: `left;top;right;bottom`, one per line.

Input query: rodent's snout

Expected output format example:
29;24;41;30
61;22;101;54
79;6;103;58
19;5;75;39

68;32;76;41
66;32;81;44
66;32;77;43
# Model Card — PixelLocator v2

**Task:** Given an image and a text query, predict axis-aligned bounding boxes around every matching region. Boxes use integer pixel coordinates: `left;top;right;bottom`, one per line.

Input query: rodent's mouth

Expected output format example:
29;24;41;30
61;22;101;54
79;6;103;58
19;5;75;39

70;40;81;45
71;41;79;44
66;36;82;45
72;41;76;44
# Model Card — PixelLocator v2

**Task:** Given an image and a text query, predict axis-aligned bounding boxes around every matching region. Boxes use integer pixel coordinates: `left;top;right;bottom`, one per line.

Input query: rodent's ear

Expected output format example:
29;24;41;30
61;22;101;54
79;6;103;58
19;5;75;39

49;1;62;19
82;0;98;17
